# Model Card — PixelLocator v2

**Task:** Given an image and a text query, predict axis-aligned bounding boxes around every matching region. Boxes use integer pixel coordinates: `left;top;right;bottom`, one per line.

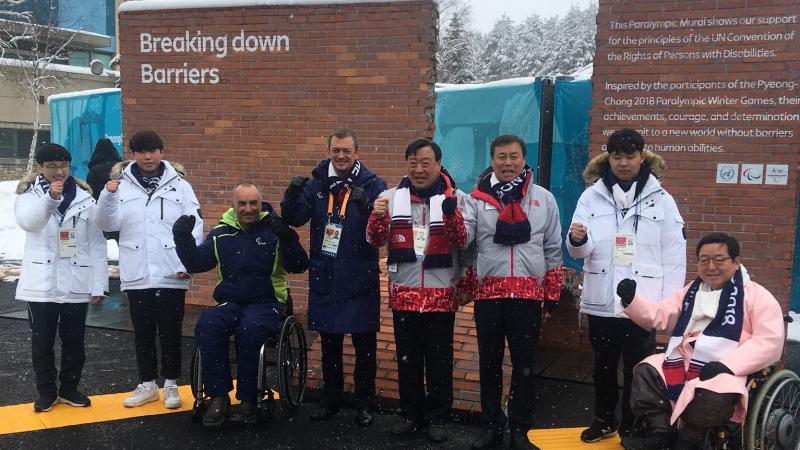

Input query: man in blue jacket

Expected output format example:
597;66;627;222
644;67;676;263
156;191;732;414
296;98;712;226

281;127;387;426
172;183;308;428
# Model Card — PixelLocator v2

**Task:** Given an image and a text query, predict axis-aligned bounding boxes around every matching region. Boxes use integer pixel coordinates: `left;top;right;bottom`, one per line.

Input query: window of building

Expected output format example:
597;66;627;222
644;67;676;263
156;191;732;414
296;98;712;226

0;129;51;159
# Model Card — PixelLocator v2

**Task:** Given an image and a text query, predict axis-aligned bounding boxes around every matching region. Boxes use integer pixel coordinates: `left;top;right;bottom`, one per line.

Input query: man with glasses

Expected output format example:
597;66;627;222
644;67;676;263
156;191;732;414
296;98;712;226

618;232;784;450
15;144;108;412
366;138;470;443
568;128;686;444
281;127;387;426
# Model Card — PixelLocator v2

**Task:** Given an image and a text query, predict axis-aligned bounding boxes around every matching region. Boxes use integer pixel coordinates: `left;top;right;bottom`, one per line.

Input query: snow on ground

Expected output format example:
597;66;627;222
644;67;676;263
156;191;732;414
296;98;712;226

0;180;119;263
789;311;800;344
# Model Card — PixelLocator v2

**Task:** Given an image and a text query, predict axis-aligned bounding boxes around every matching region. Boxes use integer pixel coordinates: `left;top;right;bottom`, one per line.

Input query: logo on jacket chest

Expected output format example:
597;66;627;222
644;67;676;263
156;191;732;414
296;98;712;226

255;237;268;246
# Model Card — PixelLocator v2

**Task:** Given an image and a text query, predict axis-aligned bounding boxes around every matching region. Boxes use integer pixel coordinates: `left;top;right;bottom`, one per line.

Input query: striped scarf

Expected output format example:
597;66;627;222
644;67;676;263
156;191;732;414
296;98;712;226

662;268;745;400
387;170;455;269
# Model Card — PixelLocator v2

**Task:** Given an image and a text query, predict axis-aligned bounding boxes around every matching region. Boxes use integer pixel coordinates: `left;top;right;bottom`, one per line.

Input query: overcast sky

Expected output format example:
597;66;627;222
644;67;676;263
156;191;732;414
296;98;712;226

469;0;597;33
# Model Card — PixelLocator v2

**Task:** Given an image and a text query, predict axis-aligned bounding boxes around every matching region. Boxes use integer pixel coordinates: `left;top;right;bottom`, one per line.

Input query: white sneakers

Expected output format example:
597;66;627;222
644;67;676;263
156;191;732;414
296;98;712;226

163;385;182;409
123;383;159;407
123;383;182;409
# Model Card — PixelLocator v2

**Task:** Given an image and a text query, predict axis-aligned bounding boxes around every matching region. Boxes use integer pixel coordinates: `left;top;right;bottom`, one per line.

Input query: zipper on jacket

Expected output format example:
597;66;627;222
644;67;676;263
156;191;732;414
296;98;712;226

161;198;164;220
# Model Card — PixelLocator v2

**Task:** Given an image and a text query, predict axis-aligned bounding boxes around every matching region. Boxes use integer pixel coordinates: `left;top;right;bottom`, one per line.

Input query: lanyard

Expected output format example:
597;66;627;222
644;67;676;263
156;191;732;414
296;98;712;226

327;188;352;221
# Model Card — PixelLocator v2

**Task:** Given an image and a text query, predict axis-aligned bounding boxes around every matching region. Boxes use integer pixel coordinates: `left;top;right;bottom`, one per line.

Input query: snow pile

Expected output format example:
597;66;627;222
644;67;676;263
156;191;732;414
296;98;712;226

0;180;119;262
0;181;26;261
788;311;800;344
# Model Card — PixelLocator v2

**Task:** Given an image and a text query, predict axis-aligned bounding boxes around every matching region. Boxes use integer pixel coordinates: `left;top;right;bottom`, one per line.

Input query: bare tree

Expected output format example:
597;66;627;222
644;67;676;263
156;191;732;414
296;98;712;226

0;0;81;173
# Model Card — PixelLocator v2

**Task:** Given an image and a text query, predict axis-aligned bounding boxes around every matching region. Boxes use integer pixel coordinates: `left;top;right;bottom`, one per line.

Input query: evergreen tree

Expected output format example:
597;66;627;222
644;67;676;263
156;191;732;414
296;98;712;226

515;13;545;77
481;14;520;81
439;9;478;83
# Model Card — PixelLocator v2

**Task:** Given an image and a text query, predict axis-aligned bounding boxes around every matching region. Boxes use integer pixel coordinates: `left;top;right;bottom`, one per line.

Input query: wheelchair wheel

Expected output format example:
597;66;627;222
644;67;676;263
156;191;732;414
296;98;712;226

277;315;307;412
190;345;208;423
744;369;800;450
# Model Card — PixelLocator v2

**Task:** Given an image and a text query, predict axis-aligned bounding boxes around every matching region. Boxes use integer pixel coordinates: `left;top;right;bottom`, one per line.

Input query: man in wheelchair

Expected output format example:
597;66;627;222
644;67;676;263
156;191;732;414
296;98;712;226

617;232;785;450
172;183;308;427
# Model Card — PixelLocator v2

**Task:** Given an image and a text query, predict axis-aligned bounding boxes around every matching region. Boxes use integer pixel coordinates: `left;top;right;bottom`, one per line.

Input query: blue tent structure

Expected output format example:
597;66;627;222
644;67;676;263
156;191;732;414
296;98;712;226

48;88;122;179
434;78;591;271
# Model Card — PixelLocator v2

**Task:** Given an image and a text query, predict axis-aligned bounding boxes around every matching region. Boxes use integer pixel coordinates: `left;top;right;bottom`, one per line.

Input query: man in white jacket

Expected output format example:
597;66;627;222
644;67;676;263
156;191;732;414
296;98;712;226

568;128;686;443
15;144;108;412
95;130;203;409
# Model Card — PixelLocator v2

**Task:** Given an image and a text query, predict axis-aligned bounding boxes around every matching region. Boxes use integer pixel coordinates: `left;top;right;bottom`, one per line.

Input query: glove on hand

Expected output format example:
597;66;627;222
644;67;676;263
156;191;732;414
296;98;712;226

267;214;298;242
349;186;369;213
285;176;308;200
441;196;457;216
699;361;734;381
172;215;196;241
617;279;637;308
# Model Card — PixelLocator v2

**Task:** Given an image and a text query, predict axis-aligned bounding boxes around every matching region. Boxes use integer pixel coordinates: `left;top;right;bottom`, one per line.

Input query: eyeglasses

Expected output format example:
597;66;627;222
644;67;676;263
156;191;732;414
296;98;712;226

697;256;732;266
42;163;70;172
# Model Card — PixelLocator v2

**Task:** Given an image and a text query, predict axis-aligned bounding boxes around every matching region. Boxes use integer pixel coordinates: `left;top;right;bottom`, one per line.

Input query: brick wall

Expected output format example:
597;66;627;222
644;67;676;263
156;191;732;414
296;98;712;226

592;0;800;309
116;1;501;409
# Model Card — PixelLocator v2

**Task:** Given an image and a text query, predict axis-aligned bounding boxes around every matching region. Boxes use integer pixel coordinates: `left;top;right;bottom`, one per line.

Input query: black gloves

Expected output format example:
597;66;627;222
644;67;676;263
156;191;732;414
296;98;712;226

285;175;308;200
349;186;369;213
266;213;298;242
699;361;734;381
442;196;457;215
172;215;196;243
617;279;637;308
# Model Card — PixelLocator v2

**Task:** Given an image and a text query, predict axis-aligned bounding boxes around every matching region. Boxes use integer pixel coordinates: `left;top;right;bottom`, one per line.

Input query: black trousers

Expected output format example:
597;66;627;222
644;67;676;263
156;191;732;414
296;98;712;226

587;314;654;427
474;299;542;431
630;364;737;432
320;331;376;410
127;288;185;381
393;310;455;425
28;302;88;397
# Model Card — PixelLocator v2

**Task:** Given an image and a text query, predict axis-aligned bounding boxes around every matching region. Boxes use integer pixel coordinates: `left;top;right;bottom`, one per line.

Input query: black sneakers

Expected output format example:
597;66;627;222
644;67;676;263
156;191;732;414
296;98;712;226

580;420;618;443
33;394;58;412
58;390;91;407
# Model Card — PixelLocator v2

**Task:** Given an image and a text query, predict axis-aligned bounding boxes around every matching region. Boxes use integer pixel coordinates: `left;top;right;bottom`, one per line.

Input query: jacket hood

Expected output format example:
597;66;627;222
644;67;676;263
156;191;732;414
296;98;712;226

110;160;187;180
582;150;666;184
88;139;122;168
16;174;92;196
218;202;274;230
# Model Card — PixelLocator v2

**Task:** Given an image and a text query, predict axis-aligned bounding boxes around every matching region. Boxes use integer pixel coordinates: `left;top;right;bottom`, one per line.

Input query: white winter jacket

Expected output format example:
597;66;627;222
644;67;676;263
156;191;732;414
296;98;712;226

15;175;108;303
567;152;686;318
94;160;203;291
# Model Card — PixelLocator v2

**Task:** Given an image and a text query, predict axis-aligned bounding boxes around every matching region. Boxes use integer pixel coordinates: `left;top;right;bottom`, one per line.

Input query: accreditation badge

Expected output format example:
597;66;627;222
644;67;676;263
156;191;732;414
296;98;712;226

321;222;343;257
59;227;77;258
413;225;428;260
613;233;635;266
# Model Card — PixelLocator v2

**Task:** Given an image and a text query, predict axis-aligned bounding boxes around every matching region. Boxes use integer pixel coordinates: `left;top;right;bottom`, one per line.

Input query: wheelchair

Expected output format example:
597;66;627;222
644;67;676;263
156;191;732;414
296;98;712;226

189;300;308;424
699;366;800;450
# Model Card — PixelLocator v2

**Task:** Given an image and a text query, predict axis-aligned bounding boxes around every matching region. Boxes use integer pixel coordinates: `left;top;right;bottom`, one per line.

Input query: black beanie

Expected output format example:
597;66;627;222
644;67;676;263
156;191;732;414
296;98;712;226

35;143;72;164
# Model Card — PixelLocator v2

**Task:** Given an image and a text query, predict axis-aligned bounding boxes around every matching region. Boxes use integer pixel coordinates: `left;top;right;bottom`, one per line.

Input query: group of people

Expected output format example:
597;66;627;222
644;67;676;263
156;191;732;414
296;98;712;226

14;126;785;450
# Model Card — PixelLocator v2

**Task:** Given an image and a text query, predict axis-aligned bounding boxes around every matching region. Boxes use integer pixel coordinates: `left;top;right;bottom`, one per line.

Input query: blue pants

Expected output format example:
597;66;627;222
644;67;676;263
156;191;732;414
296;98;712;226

195;302;283;402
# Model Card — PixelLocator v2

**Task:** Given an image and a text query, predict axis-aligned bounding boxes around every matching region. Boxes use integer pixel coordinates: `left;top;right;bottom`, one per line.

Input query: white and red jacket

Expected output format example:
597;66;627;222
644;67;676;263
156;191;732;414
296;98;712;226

461;176;563;302
367;188;470;312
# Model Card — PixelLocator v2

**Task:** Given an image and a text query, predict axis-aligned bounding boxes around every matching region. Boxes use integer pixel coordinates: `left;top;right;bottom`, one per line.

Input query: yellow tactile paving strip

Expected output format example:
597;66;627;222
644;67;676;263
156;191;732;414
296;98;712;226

0;385;244;435
0;387;621;449
529;428;622;449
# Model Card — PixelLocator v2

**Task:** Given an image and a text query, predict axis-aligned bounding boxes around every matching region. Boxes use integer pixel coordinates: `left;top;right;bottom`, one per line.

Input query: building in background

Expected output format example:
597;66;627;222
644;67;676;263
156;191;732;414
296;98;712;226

0;0;119;181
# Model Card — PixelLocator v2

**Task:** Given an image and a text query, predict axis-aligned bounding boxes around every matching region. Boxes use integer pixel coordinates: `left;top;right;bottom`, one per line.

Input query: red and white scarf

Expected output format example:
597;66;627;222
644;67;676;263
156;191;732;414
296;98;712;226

387;171;456;269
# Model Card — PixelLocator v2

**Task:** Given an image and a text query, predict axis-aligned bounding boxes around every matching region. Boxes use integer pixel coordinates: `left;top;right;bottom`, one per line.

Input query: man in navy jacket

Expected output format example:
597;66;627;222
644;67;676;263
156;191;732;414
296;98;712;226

281;127;387;426
172;183;308;427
